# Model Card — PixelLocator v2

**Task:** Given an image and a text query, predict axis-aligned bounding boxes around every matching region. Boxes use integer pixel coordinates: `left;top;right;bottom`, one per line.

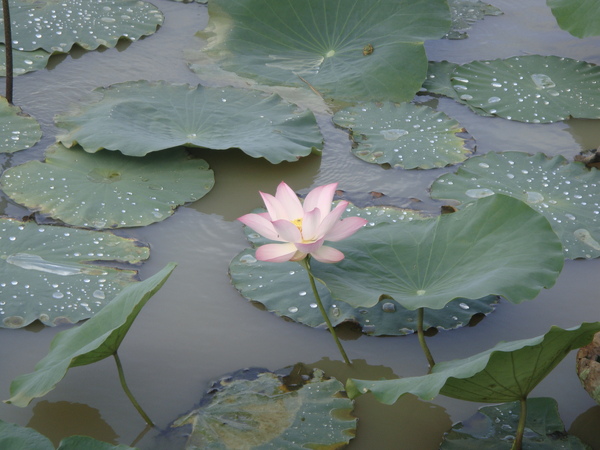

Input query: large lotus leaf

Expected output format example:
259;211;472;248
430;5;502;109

0;47;51;76
0;217;150;328
446;0;503;40
0;0;163;53
0;144;214;228
5;263;176;407
0;419;136;449
440;398;591;449
0;98;42;154
170;366;355;449
333;102;474;169
232;204;499;336
450;55;600;123
431;152;600;259
310;194;564;310
346;322;600;404
547;0;600;38
197;0;451;103
55;81;323;163
576;331;600;405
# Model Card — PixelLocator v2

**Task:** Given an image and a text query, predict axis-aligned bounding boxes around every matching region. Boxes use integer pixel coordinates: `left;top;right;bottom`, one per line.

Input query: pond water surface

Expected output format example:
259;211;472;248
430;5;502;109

1;0;600;449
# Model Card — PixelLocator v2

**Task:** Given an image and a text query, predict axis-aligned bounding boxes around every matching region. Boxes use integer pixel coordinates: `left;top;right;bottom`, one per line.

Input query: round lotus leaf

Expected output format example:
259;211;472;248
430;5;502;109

0;98;42;154
170;366;355;449
0;0;164;53
0;47;51;76
197;0;451;103
0;144;214;229
431;151;600;259
333;102;474;169
548;0;600;38
450;55;600;123
0;217;149;328
232;205;498;336
55;81;323;163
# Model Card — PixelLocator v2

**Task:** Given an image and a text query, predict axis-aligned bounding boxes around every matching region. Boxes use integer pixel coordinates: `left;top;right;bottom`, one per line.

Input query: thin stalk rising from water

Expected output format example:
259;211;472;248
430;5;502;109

300;257;351;365
417;307;436;373
511;397;527;450
113;351;155;427
2;0;12;103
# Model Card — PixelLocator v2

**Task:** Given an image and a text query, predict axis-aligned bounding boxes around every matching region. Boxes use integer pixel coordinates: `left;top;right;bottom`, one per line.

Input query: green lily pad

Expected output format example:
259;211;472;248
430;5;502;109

5;263;176;407
431;151;600;259
0;97;42;154
441;398;591;449
446;0;503;40
450;55;600;123
56;81;323;163
231;204;499;336
333;102;474;169
547;0;600;38
197;0;451;103
0;0;164;53
0;47;51;76
0;144;214;228
310;194;564;310
0;217;150;328
346;322;600;404
170;365;356;449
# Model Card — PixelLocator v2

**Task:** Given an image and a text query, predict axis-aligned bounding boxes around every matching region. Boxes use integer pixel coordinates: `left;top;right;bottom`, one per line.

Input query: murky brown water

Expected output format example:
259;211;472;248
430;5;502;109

1;0;600;448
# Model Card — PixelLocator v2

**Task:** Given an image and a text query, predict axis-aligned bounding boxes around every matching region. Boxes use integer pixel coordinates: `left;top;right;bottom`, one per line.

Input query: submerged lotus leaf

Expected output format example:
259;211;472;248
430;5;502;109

0;0;164;53
0;144;214;228
197;0;451;103
431;152;600;259
310;195;564;310
170;365;356;449
446;0;503;40
56;81;323;163
440;398;590;449
0;217;150;328
333;102;474;169
547;0;600;38
231;205;499;336
0;46;51;76
346;322;600;404
450;55;600;123
0;98;42;154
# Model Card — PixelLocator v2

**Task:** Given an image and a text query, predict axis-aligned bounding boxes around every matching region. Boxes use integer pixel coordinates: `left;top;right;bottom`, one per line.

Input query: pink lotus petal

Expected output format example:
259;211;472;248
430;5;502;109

272;219;302;243
237;213;281;241
289;251;308;262
256;243;298;262
324;216;368;242
314;201;348;238
260;192;288;221
303;183;337;216
310;245;345;263
275;182;303;220
295;237;326;254
300;208;322;241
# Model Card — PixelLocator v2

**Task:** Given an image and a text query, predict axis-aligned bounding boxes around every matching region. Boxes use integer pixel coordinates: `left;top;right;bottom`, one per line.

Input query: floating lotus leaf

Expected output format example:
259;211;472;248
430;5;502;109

431;151;600;259
346;322;600;404
0;47;51;76
197;0;451;103
231;205;499;336
440;398;590;449
311;195;564;310
0;217;150;328
0;419;135;449
446;0;503;40
576;331;600;405
6;263;176;407
333;102;474;169
0;98;42;154
450;55;600;123
547;0;600;38
170;365;355;449
0;0;164;53
0;144;214;228
56;81;323;163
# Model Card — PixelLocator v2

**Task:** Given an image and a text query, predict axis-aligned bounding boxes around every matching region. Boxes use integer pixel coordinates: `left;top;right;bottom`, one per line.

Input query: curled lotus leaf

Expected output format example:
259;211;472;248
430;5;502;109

576;331;600;405
0;217;150;328
333;102;474;169
547;0;600;38
0;144;215;228
450;55;600;123
0;0;164;53
0;98;42;154
56;81;323;163
431;151;600;259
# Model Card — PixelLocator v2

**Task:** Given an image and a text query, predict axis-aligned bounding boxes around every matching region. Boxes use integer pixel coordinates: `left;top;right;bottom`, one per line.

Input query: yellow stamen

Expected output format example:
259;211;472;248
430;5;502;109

291;218;303;231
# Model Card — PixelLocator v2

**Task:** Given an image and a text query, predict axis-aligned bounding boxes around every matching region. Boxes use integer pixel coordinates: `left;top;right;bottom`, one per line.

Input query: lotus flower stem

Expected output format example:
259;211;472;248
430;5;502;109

2;0;13;104
417;308;436;373
300;257;351;366
113;351;155;427
512;397;527;450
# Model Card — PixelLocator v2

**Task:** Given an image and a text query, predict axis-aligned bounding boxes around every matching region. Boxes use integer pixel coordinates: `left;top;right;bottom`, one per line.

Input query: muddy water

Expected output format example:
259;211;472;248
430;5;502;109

1;0;600;448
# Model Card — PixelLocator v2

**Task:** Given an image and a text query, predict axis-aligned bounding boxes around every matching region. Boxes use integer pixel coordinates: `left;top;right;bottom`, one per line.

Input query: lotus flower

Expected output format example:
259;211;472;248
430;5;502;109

238;182;367;263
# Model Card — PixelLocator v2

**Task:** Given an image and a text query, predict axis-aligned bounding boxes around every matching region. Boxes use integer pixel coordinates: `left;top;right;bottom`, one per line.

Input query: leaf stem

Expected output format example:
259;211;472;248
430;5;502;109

113;351;155;427
417;308;435;373
511;397;527;450
2;0;13;104
300;257;351;365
